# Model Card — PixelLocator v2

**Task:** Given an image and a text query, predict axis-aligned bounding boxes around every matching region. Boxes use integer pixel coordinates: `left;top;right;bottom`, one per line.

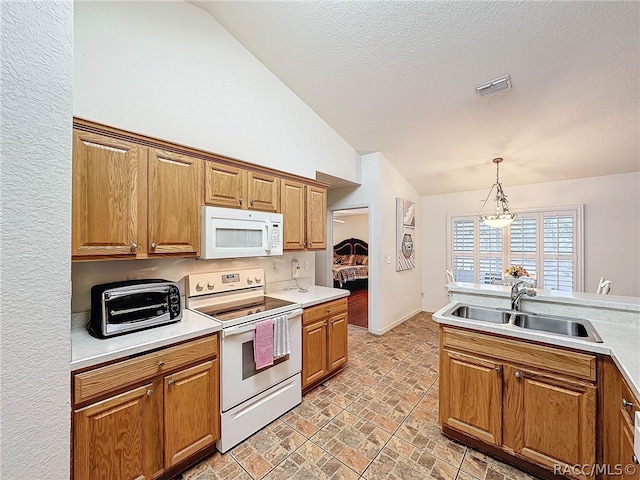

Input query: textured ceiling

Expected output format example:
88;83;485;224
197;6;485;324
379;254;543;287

193;1;639;195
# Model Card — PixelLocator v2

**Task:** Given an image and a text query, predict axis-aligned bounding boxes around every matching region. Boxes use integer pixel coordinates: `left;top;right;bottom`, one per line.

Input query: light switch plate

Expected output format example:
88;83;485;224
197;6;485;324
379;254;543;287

634;411;640;459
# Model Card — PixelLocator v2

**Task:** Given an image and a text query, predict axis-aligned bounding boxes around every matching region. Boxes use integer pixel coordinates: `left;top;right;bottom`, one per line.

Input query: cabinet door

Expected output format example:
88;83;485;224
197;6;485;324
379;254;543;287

305;186;327;249
148;149;202;256
247;171;280;212
72;130;145;258
302;320;328;388
204;162;246;209
328;312;348;372
440;349;503;445
621;421;640;480
164;360;219;467
74;383;160;480
511;368;596;475
281;179;306;250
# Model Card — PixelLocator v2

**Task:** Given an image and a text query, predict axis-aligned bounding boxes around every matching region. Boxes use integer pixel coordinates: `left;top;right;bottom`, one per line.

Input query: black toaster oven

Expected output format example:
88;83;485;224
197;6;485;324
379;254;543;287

89;279;182;338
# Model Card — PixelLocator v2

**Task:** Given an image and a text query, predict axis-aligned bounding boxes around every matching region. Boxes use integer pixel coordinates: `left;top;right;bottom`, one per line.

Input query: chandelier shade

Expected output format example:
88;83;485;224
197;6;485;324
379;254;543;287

478;158;516;228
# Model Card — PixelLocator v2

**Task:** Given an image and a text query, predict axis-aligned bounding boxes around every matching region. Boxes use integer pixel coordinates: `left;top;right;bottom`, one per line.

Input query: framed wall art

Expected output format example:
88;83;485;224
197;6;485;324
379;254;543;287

396;198;415;271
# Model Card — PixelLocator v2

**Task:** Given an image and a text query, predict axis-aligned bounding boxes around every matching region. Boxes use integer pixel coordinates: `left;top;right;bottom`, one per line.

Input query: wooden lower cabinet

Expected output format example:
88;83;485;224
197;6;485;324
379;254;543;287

73;334;220;480
302;298;348;390
508;367;596;475
74;383;161;480
440;326;597;479
440;350;502;446
164;360;219;467
600;357;640;480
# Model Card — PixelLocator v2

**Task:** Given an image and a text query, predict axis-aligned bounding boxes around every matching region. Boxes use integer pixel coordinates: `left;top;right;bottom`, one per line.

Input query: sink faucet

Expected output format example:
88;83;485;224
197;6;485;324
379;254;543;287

511;281;537;311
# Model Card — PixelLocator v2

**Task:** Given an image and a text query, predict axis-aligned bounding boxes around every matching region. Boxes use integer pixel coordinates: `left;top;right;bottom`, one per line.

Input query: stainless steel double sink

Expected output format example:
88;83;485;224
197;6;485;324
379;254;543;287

445;304;603;343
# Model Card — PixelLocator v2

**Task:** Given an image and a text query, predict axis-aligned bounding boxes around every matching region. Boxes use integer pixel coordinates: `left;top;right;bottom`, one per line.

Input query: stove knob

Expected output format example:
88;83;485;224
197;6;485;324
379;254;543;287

207;282;215;290
247;278;253;285
255;277;262;284
196;282;204;292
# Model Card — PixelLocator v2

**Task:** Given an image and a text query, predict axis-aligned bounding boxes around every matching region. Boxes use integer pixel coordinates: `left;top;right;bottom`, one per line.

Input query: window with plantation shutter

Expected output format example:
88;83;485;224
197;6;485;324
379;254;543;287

448;206;583;290
543;213;577;291
478;224;502;284
509;216;537;278
451;219;474;282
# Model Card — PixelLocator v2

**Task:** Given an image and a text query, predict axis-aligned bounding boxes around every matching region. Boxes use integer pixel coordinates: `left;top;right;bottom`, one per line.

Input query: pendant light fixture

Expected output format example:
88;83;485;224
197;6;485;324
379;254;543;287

478;157;516;228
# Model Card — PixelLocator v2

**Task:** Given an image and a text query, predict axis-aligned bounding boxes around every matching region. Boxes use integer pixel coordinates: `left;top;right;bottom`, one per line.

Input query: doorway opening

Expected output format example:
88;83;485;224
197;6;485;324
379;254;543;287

331;207;369;328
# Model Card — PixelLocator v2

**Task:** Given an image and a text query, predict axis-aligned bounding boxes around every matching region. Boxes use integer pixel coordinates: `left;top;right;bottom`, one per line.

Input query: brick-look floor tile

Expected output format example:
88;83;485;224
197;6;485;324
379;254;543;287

311;410;392;474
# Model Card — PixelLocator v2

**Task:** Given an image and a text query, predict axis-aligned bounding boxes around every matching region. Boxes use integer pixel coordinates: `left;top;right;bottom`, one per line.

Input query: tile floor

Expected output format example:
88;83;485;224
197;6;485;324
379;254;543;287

176;313;540;480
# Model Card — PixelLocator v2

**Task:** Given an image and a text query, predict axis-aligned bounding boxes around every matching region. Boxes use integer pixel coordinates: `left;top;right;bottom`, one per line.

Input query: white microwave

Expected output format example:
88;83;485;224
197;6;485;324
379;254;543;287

200;206;284;259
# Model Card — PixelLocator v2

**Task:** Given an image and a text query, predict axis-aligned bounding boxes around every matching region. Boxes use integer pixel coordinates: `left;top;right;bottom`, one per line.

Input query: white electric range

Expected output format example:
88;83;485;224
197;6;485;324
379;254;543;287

186;268;302;453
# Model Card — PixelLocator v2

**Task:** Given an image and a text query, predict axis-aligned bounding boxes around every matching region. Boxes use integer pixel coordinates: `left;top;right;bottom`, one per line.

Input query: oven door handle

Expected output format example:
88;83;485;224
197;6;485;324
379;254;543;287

222;309;303;338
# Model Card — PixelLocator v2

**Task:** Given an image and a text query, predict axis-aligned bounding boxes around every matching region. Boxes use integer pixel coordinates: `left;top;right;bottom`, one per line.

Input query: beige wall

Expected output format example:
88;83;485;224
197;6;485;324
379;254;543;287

333;213;369;245
421;172;640;312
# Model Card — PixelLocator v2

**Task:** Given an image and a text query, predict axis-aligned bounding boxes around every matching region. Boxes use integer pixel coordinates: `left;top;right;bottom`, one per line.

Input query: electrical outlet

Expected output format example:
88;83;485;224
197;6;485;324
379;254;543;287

304;261;310;271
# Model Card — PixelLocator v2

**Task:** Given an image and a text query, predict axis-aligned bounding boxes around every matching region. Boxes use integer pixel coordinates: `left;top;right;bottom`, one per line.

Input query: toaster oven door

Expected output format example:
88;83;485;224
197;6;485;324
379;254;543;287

104;286;171;334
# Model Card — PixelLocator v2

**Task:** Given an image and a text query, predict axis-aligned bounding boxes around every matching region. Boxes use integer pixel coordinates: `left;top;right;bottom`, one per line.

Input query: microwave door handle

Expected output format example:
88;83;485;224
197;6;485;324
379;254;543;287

264;223;271;251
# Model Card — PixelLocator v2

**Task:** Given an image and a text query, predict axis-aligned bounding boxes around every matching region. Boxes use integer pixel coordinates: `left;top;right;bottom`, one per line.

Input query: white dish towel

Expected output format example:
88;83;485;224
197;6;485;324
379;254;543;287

273;315;291;358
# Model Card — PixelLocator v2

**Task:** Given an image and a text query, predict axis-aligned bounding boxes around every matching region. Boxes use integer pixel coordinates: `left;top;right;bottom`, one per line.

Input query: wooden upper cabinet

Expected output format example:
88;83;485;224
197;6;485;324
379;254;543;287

306;186;327;249
72;131;145;257
148;149;202;256
204;162;246;209
281;179;306;250
247;171;279;212
205;163;279;212
440;349;503;446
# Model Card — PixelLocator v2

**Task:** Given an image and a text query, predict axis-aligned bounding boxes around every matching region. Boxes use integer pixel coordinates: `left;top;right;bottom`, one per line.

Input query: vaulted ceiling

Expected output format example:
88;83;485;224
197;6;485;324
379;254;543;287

193;1;639;195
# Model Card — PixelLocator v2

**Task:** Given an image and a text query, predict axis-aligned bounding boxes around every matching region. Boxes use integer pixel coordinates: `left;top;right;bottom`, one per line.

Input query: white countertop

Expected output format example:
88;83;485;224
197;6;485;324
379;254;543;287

71;285;347;371
269;285;349;308
71;309;222;371
435;283;640;399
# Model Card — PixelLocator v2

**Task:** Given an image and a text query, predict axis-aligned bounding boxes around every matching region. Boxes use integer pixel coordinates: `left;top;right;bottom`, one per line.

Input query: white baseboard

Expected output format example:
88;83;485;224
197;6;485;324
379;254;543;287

370;308;423;335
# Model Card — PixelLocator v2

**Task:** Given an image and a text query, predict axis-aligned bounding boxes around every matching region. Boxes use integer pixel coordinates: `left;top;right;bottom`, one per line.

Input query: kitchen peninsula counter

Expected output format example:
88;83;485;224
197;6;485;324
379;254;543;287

434;282;640;399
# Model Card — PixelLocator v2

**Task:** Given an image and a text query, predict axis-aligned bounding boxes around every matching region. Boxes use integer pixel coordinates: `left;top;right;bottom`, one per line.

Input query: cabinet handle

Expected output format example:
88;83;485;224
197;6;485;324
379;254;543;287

158;361;165;367
633;455;639;465
515;371;522;378
146;389;153;396
168;379;175;386
239;197;243;205
250;199;254;206
151;242;157;249
622;398;635;408
324;322;328;326
326;308;331;313
495;367;502;373
130;243;138;252
302;242;306;247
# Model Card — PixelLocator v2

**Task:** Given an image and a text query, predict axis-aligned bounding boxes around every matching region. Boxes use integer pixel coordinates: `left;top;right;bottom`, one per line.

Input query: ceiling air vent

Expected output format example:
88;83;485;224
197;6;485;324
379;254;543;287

475;74;511;97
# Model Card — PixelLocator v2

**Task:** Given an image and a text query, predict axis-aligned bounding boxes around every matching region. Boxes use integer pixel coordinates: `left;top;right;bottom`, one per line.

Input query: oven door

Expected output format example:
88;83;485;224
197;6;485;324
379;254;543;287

219;309;302;412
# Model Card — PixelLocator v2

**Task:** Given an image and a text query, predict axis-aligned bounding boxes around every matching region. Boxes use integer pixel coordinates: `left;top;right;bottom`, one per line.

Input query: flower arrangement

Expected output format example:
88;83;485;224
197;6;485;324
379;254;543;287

505;265;529;278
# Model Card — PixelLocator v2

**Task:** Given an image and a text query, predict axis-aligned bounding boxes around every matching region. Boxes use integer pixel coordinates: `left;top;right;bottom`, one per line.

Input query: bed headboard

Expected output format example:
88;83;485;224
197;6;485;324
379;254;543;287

333;238;368;256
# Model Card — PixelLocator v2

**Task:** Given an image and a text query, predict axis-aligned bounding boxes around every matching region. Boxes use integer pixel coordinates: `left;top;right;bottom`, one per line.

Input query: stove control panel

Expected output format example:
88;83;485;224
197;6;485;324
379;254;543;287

186;268;265;297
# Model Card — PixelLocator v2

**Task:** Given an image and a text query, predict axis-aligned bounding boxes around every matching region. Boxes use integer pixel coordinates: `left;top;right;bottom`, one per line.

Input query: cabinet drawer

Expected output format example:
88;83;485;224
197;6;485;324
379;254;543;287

74;335;218;405
304;298;348;326
442;327;596;381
